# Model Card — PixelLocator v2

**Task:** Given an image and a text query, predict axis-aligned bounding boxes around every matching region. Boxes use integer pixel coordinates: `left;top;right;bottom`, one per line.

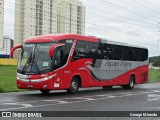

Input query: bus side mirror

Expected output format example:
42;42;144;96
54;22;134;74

49;43;65;58
10;45;23;58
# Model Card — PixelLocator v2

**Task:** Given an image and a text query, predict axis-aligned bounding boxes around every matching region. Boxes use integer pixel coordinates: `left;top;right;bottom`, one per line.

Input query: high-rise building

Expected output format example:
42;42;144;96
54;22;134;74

14;0;85;46
0;0;4;49
0;36;14;58
14;0;58;46
57;0;85;34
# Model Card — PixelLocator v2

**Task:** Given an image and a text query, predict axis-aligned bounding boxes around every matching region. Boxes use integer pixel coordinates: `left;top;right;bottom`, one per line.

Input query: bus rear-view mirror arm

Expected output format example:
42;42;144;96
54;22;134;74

10;45;23;58
49;43;65;58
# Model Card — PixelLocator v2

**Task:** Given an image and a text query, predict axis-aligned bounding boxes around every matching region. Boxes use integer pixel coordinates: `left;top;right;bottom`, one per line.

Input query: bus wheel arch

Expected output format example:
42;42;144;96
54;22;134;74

67;75;81;94
122;74;135;89
130;74;136;84
73;75;82;87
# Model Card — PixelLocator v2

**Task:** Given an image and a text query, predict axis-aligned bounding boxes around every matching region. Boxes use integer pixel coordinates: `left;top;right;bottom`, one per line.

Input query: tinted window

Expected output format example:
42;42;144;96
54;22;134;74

138;49;148;61
53;40;73;69
72;41;98;61
113;45;123;60
125;47;148;61
103;44;115;60
102;44;148;61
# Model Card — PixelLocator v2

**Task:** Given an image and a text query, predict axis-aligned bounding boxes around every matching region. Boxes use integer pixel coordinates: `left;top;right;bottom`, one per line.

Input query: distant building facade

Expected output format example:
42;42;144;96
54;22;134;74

57;0;85;34
0;36;14;58
0;0;4;49
14;0;85;46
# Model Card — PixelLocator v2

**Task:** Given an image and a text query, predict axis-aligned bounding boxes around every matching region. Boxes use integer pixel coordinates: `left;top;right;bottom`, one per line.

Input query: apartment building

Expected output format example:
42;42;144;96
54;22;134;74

57;0;85;34
0;0;4;49
14;0;58;46
0;36;14;58
14;0;85;46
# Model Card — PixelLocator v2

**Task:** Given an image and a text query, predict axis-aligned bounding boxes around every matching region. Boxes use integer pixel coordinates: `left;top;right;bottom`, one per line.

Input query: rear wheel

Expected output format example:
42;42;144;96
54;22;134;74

122;76;135;89
67;78;79;94
40;90;50;94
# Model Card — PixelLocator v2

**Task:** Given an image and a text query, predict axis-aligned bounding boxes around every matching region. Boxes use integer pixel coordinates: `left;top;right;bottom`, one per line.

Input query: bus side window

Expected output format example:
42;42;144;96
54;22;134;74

72;41;88;61
138;49;148;61
96;43;103;59
114;45;123;60
128;47;133;61
54;48;63;68
122;47;128;60
142;49;148;61
72;41;98;61
132;48;138;61
103;44;115;60
88;42;98;58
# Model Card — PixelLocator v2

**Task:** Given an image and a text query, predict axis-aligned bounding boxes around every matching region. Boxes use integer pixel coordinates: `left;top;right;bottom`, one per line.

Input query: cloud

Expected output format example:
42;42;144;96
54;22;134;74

81;0;160;57
3;0;160;56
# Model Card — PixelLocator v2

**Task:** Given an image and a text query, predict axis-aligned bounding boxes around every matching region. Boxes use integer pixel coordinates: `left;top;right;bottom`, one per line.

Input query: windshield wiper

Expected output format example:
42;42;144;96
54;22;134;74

21;52;32;74
31;55;40;74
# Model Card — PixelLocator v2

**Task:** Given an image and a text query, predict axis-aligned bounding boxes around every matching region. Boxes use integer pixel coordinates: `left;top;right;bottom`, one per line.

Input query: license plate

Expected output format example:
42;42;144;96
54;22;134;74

28;85;33;88
54;83;59;88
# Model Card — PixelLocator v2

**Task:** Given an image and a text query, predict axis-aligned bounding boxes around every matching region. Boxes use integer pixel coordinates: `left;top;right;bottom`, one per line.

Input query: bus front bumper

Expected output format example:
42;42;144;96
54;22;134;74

16;74;63;90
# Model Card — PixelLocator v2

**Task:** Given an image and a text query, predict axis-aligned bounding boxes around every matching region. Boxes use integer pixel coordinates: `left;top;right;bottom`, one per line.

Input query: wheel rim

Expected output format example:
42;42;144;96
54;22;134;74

130;79;134;87
71;81;78;91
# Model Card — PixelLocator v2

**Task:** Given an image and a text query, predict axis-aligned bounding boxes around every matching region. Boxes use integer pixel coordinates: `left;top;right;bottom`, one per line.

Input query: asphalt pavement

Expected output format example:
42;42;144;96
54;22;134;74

0;83;160;119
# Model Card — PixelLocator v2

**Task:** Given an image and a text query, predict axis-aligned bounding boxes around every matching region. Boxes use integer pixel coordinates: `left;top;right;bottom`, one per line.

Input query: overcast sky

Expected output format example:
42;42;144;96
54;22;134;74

3;0;160;57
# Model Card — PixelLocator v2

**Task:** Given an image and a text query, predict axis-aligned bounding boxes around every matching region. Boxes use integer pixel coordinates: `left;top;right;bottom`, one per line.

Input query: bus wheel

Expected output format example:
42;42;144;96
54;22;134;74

122;76;135;89
67;78;79;94
102;86;112;90
40;90;50;94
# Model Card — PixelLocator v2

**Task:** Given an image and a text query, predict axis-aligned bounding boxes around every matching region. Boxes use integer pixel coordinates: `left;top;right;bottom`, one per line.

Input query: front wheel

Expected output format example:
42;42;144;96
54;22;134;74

122;76;135;89
67;78;79;94
40;90;50;94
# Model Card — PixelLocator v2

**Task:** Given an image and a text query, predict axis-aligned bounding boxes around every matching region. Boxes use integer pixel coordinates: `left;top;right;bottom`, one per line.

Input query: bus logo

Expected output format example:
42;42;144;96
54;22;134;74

66;40;73;44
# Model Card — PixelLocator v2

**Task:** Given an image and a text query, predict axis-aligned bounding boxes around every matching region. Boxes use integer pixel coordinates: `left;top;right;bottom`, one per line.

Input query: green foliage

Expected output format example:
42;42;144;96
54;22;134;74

149;56;160;67
0;65;24;93
149;69;160;83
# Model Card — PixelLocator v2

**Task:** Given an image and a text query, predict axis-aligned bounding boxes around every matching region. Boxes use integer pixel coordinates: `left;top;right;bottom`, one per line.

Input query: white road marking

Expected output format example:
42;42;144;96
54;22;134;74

65;97;95;100
143;106;160;110
21;104;33;107
0;89;155;106
150;90;160;92
108;96;115;98
1;90;160;111
3;103;33;107
0;97;14;103
43;99;59;102
147;93;160;101
0;91;129;105
57;101;69;104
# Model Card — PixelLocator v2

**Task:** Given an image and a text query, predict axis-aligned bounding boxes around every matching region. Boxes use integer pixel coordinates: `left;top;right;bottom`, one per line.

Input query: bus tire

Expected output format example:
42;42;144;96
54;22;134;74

102;86;112;90
67;78;79;94
122;75;135;89
40;90;50;94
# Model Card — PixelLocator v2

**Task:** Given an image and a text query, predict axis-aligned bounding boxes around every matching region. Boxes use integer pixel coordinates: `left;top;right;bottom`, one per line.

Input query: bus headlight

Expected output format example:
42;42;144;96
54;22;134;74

40;75;55;81
17;74;57;82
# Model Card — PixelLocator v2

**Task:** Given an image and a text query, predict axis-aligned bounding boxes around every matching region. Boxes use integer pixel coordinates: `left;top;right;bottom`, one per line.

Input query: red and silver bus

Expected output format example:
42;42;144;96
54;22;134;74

11;34;149;94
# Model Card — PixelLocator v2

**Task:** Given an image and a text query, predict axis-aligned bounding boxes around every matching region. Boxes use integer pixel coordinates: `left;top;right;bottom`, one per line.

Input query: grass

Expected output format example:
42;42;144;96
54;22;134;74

0;65;22;93
0;65;160;93
149;69;160;83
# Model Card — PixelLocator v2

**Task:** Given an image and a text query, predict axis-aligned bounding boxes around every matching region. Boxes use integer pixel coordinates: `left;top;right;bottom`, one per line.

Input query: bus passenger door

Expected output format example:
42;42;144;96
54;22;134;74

71;40;95;87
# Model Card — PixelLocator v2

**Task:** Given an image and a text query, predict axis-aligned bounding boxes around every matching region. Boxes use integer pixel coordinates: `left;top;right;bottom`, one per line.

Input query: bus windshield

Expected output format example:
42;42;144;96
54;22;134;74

18;43;55;74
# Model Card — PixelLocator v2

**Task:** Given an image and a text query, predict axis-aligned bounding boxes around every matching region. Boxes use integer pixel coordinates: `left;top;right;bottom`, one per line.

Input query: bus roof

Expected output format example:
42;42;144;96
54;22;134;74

25;34;147;49
25;34;98;43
